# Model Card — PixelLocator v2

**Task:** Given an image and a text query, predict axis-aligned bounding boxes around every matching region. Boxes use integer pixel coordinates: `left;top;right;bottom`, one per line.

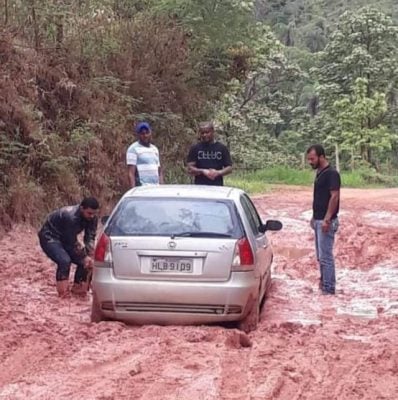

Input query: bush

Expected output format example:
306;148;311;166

0;20;207;226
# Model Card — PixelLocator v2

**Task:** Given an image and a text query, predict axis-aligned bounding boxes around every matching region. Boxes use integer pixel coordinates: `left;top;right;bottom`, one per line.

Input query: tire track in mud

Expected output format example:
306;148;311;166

0;337;57;390
218;331;252;400
0;325;203;399
133;330;221;400
1;350;143;400
246;323;313;400
244;322;398;400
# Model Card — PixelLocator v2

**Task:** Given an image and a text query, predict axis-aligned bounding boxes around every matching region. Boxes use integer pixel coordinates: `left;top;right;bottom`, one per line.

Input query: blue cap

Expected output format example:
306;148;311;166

135;122;151;134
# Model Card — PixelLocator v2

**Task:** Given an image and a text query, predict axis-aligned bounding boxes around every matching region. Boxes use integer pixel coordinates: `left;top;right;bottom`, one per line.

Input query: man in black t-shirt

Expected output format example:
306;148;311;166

307;144;341;295
187;121;232;186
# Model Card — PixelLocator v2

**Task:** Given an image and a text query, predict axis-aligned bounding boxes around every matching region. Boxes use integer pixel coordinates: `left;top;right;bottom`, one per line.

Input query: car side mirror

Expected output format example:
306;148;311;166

259;220;283;233
101;215;109;225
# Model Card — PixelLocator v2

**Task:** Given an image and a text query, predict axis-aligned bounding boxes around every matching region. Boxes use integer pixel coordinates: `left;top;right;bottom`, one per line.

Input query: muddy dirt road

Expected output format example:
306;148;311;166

0;187;397;400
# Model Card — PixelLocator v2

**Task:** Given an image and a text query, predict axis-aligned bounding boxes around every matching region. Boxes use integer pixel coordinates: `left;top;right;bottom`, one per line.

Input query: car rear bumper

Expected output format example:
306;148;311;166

92;267;259;325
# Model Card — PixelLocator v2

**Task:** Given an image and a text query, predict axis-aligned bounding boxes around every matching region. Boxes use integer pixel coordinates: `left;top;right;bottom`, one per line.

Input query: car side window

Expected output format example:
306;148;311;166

240;195;261;236
244;195;263;228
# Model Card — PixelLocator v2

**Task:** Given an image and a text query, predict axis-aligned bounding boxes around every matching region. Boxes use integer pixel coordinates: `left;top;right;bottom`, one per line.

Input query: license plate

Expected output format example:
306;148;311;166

151;258;193;273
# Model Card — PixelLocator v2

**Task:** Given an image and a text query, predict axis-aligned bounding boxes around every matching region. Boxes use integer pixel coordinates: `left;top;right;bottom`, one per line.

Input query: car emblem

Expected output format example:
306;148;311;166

168;241;177;249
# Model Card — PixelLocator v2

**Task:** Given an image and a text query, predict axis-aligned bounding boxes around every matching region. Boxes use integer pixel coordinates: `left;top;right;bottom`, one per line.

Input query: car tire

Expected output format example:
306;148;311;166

238;291;260;333
90;293;103;323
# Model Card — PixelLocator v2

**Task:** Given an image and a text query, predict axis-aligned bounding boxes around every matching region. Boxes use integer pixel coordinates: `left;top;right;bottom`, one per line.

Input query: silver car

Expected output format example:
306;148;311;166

91;185;282;332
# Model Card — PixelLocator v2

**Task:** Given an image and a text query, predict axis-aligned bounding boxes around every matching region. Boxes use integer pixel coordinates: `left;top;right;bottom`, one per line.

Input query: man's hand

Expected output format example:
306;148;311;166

207;169;220;180
75;242;86;258
321;219;331;233
202;169;211;178
83;256;94;270
310;217;315;230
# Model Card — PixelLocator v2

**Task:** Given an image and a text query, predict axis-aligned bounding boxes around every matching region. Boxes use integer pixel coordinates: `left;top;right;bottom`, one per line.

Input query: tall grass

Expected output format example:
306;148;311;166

226;166;398;194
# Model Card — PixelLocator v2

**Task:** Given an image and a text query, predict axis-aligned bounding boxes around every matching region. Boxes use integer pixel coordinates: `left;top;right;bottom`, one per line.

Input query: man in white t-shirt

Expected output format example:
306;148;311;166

126;122;164;187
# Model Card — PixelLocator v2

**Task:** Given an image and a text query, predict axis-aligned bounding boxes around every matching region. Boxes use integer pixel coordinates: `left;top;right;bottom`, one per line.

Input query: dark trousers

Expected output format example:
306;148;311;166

39;234;87;283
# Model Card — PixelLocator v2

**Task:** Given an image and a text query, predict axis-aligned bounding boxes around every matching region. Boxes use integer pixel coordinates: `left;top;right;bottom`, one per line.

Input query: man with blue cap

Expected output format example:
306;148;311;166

126;122;164;187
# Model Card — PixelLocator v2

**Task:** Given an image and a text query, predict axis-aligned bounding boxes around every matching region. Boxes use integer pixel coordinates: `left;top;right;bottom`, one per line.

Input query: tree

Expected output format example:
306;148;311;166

150;0;261;101
332;78;397;167
152;0;257;54
312;8;398;167
316;8;398;104
216;26;301;168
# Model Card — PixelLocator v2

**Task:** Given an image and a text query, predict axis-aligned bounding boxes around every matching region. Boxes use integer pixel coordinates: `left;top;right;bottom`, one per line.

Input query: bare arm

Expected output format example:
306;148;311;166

207;146;233;180
187;161;209;177
217;165;233;177
159;166;164;184
321;190;340;232
207;165;233;180
324;190;340;222
128;165;137;188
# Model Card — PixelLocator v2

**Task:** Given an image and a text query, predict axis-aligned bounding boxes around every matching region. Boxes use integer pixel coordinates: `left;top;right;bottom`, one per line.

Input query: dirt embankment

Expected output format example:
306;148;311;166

0;188;397;399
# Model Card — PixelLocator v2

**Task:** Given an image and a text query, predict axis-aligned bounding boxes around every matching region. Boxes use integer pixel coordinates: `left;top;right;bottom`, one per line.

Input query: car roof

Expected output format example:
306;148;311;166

123;185;244;200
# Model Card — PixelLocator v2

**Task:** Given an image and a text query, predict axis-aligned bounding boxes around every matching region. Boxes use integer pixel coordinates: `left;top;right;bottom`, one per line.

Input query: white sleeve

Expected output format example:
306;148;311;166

126;147;137;165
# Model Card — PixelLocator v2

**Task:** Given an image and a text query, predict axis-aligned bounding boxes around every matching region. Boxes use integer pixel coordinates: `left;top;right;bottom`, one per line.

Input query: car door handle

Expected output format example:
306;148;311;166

262;244;269;249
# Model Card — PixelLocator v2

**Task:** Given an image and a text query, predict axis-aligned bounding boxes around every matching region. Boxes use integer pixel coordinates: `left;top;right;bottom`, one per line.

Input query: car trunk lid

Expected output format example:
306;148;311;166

111;236;237;281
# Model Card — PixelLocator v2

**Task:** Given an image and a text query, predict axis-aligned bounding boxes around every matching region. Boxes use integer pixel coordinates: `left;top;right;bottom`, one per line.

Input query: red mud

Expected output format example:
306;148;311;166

0;188;397;399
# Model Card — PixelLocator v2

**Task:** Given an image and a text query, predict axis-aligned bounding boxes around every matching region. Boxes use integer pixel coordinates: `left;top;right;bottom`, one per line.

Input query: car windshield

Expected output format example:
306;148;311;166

106;197;243;238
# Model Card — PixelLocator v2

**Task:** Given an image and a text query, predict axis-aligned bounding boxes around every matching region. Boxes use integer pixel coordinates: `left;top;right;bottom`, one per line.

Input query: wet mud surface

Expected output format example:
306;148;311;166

0;187;397;399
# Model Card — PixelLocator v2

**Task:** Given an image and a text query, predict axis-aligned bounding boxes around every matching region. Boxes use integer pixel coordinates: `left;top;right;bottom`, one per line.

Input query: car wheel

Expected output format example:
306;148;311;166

238;291;260;333
90;293;103;323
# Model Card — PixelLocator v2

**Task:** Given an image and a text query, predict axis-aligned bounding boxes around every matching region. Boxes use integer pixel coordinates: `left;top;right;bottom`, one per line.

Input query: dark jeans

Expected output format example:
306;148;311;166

314;219;339;294
39;234;87;283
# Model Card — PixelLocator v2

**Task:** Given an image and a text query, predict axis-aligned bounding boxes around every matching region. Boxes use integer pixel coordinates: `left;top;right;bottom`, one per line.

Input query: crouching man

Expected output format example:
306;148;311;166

38;197;99;297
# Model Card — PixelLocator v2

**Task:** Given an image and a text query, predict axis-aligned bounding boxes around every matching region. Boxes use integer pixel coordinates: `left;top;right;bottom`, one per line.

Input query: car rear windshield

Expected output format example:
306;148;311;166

106;197;243;238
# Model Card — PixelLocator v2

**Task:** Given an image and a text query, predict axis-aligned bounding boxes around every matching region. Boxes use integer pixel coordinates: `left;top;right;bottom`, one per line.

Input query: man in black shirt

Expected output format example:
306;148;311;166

307;144;341;295
38;197;99;297
187;121;232;186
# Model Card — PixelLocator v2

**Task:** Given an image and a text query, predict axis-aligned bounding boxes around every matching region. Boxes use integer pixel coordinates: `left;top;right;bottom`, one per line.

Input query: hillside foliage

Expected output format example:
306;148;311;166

1;0;397;224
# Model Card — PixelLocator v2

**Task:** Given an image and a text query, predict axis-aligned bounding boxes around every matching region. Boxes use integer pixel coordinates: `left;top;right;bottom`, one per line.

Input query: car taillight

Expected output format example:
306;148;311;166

232;237;254;271
94;233;111;262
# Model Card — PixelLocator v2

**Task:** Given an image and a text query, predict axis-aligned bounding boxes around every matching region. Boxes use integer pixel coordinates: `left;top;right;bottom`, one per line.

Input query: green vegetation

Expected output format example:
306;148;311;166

341;169;398;188
226;167;314;193
1;1;398;224
226;167;398;194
